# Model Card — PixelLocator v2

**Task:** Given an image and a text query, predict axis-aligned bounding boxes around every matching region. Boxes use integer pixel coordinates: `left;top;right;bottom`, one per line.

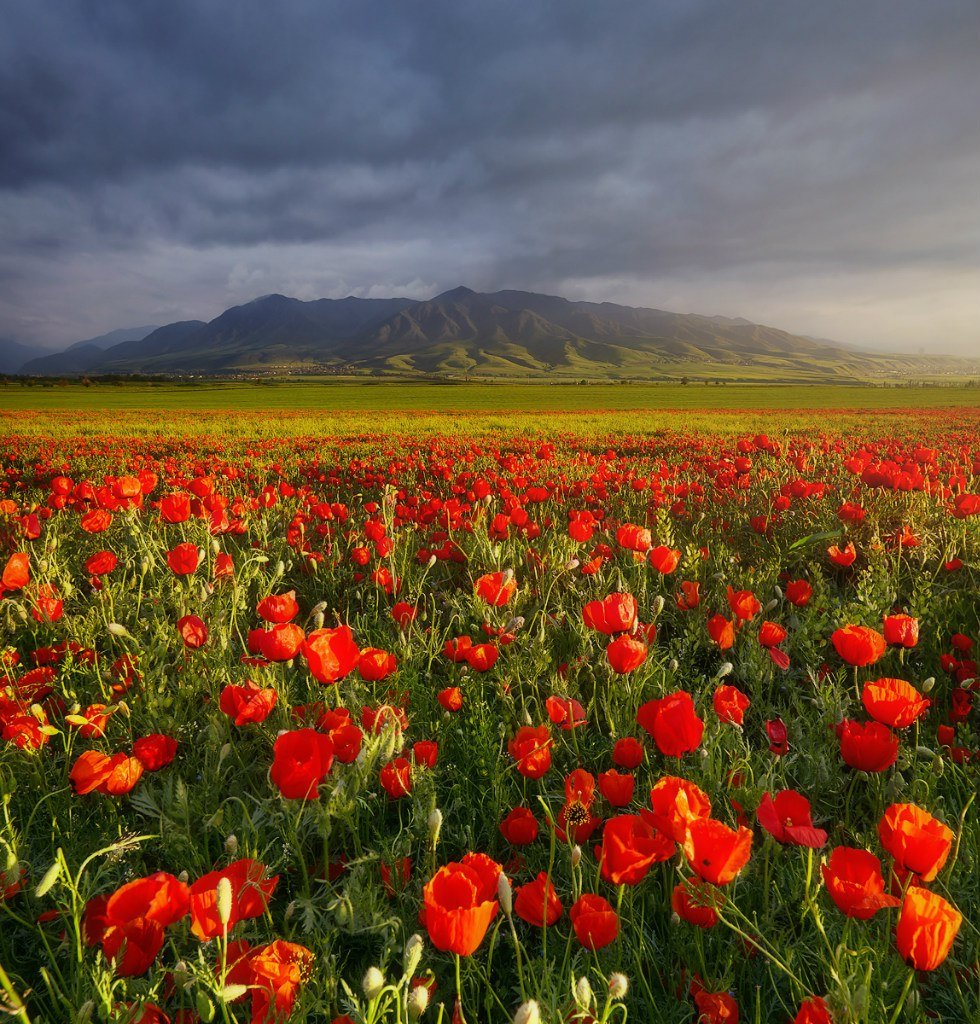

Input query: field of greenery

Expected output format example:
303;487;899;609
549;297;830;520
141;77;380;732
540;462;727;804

0;404;977;1024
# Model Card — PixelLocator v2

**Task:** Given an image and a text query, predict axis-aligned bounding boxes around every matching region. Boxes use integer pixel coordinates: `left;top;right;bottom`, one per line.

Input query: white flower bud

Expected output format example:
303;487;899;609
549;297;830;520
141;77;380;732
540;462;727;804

216;876;233;927
668;658;679;673
574;975;594;1008
107;623;131;638
427;555;438;569
403;933;424;977
715;662;733;679
921;676;935;693
363;966;385;1000
651;595;665;617
570;844;582;867
408;984;430;1019
224;834;238;856
428;808;443;845
513;1001;541;1024
608;973;629;999
566;557;580;570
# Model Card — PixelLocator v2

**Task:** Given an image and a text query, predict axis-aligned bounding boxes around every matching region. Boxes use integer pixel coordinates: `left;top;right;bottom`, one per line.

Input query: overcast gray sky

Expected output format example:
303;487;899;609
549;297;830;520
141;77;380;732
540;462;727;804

2;0;978;353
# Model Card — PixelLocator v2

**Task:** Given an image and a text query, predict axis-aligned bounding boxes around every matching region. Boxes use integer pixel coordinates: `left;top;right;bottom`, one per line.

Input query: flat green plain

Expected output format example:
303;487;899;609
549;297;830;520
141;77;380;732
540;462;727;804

2;379;978;412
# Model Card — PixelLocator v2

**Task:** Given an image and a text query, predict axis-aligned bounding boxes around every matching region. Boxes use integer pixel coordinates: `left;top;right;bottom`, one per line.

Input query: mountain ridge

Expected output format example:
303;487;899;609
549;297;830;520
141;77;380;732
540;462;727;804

11;288;976;380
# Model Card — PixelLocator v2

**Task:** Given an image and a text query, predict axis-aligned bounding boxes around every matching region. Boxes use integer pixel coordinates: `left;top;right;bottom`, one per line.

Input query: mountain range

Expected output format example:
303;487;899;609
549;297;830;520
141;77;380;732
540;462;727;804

12;287;974;381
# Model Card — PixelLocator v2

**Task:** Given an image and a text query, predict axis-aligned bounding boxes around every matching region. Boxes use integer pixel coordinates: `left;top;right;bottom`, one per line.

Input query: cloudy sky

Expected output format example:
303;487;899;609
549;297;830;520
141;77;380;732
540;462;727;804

2;0;978;353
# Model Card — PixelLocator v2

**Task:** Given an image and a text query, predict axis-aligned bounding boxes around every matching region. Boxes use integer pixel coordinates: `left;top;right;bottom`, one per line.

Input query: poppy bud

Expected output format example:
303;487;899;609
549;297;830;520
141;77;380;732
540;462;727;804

76;1001;94;1024
498;873;513;916
608;973;629;999
408;986;430;1019
221;985;249;1002
216;876;233;928
403;933;424;976
571;845;582;867
363;966;385;999
428;808;443;845
566;557;580;570
107;623;131;638
513;1001;541;1024
219;742;232;766
34;859;61;898
714;662;733;679
178;870;189;883
574;976;594;1009
651;595;665;617
668;658;679;673
427;555;438;569
921;677;935;693
313;611;325;630
196;991;215;1022
225;834;238;856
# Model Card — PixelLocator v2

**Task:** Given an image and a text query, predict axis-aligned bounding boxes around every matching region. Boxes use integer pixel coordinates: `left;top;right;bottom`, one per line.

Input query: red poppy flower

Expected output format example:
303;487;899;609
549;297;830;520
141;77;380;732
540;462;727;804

438;687;463;712
569;893;619;949
508;725;552;779
878;803;953;883
785;579;812;606
133;734;177;771
648;545;681;574
647;775;712;842
422;853;502;956
463;643;499;672
676;581;701;610
827;542;857;567
380;757;412;798
672;877;723;929
726;586;761;620
821;846;900;919
0;552;29;592
861;678;930;728
85;550;118;575
883;614;918;648
597;814;674;885
166;542;200;576
793;997;833;1024
606;634;648;674
474;571;517;606
612;736;644;769
358;647;398;681
765;718;789;756
514;872;563;927
756;791;827;848
248;939;315;1023
712;685;750;726
391;601;418;628
412;740;438;768
597;768;635;807
831;625;886;667
258;623;306;663
837;719;899;772
545;695;586;731
757;621;787;648
270;729;334;800
500;807;539;846
683;818;752;884
220;680;277;725
706;614;735;650
256;591;299;623
189;858;279;939
615;524;652;552
693;987;739;1023
582;593;638;635
302;626;359;682
895;886;962;971
636;691;704;757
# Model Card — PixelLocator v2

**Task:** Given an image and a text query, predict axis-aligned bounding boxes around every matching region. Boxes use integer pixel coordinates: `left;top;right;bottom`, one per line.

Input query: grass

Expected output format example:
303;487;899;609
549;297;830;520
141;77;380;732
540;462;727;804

2;380;979;413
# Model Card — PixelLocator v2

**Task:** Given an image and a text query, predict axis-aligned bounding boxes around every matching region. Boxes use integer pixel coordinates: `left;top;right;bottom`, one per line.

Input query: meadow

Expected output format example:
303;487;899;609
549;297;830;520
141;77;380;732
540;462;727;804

0;393;977;1024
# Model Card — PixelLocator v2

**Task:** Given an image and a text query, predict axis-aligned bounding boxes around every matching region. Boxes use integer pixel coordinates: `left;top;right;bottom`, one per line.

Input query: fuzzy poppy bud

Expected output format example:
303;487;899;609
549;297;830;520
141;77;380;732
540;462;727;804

921;677;935;693
224;834;238;856
363;966;385;1000
574;976;594;1008
651;595;665;617
428;808;443;846
216;876;233;928
408;985;430;1019
107;623;131;638
513;1002;541;1024
715;662;733;679
571;844;582;867
403;933;424;977
34;858;61;898
608;973;629;999
668;658;679;673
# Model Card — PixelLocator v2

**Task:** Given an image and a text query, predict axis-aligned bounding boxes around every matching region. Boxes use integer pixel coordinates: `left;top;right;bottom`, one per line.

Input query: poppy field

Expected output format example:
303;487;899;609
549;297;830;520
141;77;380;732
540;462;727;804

0;408;977;1024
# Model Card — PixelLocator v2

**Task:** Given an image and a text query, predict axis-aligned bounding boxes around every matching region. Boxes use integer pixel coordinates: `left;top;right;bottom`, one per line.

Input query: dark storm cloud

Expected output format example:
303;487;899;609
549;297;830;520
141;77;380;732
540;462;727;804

1;0;978;351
